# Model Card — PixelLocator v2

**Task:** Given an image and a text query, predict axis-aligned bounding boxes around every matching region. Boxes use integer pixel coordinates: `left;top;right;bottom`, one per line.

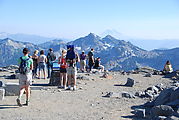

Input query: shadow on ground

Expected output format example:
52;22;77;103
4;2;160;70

0;105;19;109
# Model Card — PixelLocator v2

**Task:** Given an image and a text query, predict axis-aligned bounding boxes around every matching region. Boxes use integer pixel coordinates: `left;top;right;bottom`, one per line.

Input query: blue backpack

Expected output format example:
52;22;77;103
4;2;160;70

66;45;76;60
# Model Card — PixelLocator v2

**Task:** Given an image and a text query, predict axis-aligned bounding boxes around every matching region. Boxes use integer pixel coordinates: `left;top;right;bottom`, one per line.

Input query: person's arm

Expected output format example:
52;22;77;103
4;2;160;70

45;56;48;63
58;57;61;64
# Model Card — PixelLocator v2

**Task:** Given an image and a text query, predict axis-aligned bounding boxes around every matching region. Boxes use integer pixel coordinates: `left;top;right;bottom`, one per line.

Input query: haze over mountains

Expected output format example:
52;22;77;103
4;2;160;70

0;33;179;71
1;32;179;51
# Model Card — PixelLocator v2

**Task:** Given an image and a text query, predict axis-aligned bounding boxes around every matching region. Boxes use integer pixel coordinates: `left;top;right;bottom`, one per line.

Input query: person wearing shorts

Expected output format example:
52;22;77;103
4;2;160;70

58;49;67;89
16;48;33;107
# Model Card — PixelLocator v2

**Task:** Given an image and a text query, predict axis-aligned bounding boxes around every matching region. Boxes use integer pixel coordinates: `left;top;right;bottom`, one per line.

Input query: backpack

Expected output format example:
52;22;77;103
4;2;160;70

19;57;30;74
47;52;56;65
66;45;76;60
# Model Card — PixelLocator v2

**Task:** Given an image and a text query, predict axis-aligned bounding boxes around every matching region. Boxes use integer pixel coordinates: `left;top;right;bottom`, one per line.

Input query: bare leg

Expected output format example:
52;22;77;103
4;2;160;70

25;86;30;101
60;73;63;87
18;87;25;99
63;73;67;87
67;75;71;87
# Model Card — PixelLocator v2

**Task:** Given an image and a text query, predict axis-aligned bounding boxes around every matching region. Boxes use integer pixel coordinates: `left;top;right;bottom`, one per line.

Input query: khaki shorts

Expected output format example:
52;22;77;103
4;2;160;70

80;60;86;67
67;67;77;76
19;73;32;86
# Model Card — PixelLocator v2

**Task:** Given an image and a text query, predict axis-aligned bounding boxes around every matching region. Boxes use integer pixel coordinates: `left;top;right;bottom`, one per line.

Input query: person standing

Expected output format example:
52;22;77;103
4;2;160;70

16;48;33;106
47;48;56;78
66;45;79;90
88;48;95;72
80;51;87;72
38;50;47;79
32;50;39;78
58;49;67;89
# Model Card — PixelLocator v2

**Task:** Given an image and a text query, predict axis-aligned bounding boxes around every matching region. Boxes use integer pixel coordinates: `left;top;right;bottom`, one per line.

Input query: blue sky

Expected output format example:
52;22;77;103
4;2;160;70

0;0;179;39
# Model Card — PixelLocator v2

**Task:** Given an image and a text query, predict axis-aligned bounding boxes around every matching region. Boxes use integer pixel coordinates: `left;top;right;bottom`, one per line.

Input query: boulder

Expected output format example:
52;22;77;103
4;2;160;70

125;78;135;87
49;70;60;86
0;88;5;100
154;87;177;106
151;105;174;117
4;83;20;96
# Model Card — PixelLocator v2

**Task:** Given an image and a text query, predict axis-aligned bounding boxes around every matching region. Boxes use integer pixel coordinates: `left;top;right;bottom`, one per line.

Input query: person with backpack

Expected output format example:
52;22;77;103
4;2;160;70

88;48;95;72
16;48;33;107
66;45;79;90
47;48;56;78
80;51;87;72
38;50;47;79
32;50;39;78
58;49;67;89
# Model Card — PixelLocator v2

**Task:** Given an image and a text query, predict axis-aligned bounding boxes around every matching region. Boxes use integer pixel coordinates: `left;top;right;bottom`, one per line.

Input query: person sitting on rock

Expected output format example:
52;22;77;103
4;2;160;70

163;60;173;74
93;57;104;72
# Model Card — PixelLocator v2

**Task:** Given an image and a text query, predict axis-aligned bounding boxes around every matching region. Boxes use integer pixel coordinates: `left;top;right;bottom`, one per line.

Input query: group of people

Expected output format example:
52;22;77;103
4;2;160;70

31;48;56;79
16;46;105;107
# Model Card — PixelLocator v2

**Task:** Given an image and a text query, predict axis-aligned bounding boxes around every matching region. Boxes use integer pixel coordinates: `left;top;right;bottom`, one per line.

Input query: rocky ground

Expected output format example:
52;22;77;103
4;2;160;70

0;67;177;120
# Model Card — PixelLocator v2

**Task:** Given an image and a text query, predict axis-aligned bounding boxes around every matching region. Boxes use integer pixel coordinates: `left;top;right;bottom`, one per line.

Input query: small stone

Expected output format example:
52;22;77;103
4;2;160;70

145;73;152;77
104;92;121;98
134;109;145;118
125;78;135;87
122;92;135;98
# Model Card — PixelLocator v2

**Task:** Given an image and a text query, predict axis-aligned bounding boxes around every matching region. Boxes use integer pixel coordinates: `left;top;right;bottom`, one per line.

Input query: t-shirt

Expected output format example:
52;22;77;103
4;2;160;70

39;55;46;63
80;54;86;60
58;56;67;68
18;56;33;69
88;51;93;59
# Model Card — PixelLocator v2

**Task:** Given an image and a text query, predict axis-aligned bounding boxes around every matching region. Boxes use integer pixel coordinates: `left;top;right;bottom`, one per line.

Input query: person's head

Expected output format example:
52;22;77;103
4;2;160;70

23;48;29;55
91;48;94;52
166;60;171;65
34;50;39;55
97;57;100;61
82;51;85;54
40;50;44;55
49;48;53;52
61;49;67;55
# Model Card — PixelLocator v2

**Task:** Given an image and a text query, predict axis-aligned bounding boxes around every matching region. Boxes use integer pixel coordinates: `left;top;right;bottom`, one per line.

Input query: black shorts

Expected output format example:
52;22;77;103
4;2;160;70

60;68;67;73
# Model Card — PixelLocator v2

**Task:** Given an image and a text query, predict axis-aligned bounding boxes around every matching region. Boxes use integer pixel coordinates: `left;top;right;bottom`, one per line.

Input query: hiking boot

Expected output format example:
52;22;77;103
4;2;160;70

16;98;22;107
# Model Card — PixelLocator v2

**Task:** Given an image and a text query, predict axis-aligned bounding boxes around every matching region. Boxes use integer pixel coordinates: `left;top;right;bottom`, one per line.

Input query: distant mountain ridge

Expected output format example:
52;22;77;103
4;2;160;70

0;33;179;71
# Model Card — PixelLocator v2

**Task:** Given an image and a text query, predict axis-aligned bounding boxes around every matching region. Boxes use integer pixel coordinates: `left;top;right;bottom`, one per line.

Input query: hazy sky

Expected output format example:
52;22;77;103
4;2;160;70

0;0;179;39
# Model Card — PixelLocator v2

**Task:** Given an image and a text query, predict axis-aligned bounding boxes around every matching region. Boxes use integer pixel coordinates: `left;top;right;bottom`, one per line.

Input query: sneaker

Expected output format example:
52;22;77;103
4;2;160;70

70;87;74;91
16;98;22;107
64;86;67;90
